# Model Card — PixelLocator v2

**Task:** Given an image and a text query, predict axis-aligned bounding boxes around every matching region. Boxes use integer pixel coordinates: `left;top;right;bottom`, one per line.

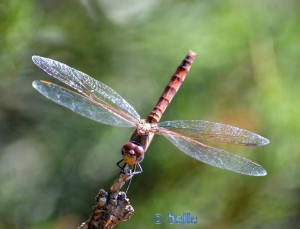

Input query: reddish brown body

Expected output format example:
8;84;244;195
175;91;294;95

121;51;196;167
147;51;196;123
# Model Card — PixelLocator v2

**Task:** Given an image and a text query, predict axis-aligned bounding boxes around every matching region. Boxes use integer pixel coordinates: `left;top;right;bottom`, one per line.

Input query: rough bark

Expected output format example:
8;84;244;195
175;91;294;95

79;168;134;229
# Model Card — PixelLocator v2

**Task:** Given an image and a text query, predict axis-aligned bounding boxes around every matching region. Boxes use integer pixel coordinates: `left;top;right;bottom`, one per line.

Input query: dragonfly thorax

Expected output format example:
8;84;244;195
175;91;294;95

121;142;145;165
136;119;156;135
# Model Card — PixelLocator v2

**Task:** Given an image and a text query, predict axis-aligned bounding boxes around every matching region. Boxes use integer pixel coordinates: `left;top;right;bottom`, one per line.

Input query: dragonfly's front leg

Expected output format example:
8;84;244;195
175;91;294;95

116;159;127;174
132;163;143;175
116;159;143;175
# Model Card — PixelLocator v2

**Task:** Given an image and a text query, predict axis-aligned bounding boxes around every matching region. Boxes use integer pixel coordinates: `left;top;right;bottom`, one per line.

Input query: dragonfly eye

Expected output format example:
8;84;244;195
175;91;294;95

121;142;135;156
134;145;144;162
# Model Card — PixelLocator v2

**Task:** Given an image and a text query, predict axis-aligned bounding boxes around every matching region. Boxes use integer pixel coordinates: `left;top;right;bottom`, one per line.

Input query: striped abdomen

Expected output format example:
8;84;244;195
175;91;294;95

146;51;196;123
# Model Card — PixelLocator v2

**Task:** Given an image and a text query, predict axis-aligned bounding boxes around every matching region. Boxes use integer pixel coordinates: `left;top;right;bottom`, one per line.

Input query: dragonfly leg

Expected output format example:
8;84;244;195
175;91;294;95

124;163;142;193
116;159;126;172
117;159;132;175
130;162;143;175
117;159;127;174
116;159;143;175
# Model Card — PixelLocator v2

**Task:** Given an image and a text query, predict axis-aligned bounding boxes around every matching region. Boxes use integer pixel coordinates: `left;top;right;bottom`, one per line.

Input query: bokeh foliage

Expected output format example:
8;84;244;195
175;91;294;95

1;0;300;228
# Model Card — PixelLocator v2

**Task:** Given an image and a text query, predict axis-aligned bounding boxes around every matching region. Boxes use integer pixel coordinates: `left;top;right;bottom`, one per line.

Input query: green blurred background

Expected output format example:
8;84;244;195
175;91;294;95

1;0;299;228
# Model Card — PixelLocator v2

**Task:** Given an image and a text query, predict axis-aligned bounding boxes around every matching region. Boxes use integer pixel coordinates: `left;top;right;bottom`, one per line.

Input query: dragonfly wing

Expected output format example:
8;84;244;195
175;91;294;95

33;80;135;127
32;56;140;125
159;128;267;176
158;120;269;146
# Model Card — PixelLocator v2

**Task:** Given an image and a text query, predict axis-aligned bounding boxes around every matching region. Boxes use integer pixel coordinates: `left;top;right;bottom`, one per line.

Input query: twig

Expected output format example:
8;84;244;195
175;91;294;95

79;167;134;229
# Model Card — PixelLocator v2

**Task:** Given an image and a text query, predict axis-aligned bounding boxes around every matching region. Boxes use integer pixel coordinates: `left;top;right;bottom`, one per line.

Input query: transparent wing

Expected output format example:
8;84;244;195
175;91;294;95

158;120;269;146
33;80;134;127
158;127;267;176
32;56;140;126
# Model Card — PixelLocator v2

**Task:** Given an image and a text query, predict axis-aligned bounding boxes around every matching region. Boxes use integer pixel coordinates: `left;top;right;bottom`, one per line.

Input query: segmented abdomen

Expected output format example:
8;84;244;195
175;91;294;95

146;51;196;123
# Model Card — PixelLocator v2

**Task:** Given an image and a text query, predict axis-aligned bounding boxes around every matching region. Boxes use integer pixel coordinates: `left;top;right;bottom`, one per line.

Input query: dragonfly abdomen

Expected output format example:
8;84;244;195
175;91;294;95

147;51;196;123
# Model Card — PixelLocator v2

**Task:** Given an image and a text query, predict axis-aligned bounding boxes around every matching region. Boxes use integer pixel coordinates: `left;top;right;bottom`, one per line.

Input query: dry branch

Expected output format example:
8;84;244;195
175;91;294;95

79;168;134;229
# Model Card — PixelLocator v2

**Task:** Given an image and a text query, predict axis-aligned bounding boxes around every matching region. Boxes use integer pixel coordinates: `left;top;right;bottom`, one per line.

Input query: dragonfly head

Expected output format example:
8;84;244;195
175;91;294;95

121;142;144;165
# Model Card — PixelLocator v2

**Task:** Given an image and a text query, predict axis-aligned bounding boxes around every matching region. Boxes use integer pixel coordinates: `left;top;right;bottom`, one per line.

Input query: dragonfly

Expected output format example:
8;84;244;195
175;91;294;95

32;51;269;176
